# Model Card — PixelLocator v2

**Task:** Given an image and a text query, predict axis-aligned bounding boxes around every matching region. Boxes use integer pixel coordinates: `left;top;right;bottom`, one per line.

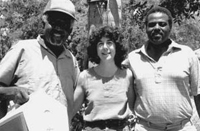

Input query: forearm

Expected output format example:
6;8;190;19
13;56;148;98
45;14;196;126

194;94;200;118
67;99;73;122
0;86;17;101
72;91;85;119
0;86;30;105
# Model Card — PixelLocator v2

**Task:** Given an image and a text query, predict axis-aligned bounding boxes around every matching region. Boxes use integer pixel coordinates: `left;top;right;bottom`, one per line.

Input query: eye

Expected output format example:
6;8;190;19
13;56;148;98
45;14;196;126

107;41;114;46
148;22;156;27
97;42;103;47
158;22;167;27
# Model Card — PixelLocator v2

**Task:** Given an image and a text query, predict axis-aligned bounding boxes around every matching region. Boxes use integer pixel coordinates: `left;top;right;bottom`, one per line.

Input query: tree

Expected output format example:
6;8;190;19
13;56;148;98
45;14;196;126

127;0;200;28
0;0;47;59
161;0;200;24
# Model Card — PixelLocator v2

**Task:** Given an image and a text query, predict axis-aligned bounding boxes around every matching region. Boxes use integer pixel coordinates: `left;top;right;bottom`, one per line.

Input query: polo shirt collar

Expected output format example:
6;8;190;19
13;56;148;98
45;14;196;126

37;35;72;58
136;39;182;56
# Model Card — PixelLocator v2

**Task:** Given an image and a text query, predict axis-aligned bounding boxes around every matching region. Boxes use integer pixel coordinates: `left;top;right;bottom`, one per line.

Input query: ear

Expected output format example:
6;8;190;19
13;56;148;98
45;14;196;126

41;14;49;28
89;24;96;36
42;15;49;25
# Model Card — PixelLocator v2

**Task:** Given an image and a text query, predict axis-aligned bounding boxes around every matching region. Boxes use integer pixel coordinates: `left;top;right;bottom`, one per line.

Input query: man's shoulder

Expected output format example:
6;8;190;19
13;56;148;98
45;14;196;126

178;44;195;55
194;48;200;59
128;48;141;57
171;40;193;51
64;48;77;60
8;39;39;53
171;41;197;59
16;39;37;44
129;48;141;54
12;39;38;48
195;48;200;54
122;48;142;68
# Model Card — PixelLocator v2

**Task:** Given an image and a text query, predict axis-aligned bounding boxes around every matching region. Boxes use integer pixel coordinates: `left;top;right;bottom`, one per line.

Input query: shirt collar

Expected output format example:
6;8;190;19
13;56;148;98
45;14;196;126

136;39;182;55
37;35;72;58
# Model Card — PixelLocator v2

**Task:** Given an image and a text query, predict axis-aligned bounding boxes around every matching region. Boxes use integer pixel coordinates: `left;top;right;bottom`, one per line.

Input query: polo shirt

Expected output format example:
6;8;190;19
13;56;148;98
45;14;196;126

0;35;80;111
127;40;200;124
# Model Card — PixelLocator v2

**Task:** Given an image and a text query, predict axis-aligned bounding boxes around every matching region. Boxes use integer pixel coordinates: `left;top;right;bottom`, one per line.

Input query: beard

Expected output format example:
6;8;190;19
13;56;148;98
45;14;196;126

47;29;68;47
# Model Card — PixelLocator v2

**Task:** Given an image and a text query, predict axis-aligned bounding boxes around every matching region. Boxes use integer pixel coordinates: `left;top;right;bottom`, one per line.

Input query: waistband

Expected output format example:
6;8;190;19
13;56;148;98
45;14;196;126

137;117;192;130
85;118;127;129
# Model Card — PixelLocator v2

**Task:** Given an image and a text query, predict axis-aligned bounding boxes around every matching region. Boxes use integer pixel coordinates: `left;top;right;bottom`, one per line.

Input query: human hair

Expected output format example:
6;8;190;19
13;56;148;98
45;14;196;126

87;26;127;69
145;6;173;29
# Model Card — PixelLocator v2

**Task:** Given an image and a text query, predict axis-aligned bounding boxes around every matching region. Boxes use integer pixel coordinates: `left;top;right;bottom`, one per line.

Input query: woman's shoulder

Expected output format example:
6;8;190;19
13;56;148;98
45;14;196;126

80;67;95;77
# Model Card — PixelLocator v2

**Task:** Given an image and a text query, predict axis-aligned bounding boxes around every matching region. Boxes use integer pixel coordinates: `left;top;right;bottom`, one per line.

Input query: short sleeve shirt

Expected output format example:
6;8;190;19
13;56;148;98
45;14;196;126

0;35;80;107
127;40;200;124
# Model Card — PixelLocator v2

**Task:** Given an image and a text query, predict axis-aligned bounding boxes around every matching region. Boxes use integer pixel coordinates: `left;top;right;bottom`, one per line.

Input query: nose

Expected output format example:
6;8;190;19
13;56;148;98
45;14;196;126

154;23;161;32
102;42;109;48
155;23;160;29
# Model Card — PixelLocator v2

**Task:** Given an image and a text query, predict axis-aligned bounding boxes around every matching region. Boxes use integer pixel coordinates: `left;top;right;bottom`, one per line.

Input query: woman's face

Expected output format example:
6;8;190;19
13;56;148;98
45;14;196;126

97;37;116;62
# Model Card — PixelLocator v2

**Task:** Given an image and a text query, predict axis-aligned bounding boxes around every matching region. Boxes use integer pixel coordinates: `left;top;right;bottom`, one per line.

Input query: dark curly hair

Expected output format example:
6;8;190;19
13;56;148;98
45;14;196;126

87;26;127;69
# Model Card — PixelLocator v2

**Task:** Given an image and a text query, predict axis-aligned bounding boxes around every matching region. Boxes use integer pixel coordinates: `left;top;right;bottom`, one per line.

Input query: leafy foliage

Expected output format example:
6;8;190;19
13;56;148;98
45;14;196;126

127;0;200;28
69;26;88;71
0;0;47;59
160;0;200;24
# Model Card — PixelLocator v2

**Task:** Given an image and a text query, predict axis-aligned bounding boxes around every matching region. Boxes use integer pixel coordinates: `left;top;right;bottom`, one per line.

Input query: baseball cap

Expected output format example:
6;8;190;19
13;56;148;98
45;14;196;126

43;0;76;20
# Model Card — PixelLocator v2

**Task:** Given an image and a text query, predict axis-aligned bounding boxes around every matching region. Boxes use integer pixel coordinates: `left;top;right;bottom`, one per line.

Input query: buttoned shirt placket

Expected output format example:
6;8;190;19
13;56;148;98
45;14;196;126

39;38;67;107
141;50;170;84
46;51;67;107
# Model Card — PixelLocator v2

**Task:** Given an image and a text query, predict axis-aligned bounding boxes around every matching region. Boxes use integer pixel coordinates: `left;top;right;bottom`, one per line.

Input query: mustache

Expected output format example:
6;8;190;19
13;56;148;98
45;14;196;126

51;28;65;35
151;29;163;35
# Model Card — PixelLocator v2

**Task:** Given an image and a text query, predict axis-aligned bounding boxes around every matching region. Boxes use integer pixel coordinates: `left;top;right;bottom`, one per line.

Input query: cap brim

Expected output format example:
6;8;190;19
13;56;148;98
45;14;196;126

44;10;77;21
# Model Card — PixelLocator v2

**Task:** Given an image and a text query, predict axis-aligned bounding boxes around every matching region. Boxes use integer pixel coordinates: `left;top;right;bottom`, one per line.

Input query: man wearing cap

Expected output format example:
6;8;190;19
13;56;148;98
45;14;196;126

0;0;80;123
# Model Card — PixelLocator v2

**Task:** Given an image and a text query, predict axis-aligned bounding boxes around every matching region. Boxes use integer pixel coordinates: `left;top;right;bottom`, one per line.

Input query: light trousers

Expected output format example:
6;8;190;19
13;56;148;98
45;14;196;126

134;122;197;131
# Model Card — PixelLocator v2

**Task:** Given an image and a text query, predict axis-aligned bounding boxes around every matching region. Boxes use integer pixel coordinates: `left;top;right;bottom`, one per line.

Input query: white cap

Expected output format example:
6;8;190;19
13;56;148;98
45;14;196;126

43;0;76;20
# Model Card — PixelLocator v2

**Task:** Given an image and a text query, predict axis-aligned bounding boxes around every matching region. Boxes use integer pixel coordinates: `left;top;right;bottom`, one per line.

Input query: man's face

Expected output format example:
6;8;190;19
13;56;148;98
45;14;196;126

146;12;171;45
43;12;74;47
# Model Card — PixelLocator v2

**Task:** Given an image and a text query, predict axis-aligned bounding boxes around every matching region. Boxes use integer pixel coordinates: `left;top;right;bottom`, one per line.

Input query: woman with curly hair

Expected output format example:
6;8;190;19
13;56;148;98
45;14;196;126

73;25;135;131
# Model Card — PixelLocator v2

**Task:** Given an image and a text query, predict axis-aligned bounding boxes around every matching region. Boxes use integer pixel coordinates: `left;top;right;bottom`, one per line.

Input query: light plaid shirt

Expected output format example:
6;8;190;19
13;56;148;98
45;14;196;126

127;40;200;124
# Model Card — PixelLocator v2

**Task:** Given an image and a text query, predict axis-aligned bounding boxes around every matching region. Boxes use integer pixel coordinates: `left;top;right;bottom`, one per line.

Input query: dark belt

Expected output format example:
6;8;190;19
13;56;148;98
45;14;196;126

85;119;127;129
137;117;191;130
